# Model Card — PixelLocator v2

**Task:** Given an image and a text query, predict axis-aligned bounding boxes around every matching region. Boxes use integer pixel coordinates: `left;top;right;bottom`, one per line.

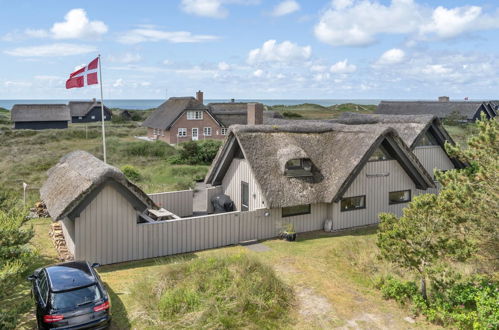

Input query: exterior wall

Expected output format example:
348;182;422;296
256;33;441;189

14;121;68;130
148;190;193;217
71;107;112;123
60;218;76;256
331;160;419;230
147;110;227;144
221;158;267;211
414;146;455;195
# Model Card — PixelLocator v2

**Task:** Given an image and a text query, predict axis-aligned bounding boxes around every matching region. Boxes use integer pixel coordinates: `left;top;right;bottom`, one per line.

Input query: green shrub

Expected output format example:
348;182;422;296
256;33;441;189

131;254;293;329
282;111;303;118
123;140;175;158
378;275;499;329
175;140;222;165
121;165;142;182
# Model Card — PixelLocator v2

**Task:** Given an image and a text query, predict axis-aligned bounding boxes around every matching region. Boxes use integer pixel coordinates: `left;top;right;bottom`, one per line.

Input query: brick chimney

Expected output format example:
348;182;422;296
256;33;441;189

196;90;204;104
438;96;449;102
247;103;263;125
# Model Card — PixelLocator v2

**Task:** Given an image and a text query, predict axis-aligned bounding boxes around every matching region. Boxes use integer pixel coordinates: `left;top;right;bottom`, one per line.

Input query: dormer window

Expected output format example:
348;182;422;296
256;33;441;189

285;158;313;177
415;130;439;147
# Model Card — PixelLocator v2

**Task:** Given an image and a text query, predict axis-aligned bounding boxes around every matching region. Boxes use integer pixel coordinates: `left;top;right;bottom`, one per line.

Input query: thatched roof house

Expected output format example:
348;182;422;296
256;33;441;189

41;150;156;221
11;104;70;130
206;122;434;208
68;99;112;123
376;100;493;121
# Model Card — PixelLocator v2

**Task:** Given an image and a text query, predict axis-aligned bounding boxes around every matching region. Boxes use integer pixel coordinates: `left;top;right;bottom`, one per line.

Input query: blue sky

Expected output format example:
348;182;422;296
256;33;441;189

1;0;499;100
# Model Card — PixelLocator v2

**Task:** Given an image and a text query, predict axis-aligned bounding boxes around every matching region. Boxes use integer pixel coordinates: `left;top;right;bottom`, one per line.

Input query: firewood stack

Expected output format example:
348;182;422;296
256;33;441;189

49;222;74;262
29;201;49;218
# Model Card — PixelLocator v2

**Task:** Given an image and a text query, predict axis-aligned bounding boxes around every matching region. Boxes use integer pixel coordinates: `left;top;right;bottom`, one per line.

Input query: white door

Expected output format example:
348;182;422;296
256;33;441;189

192;128;198;141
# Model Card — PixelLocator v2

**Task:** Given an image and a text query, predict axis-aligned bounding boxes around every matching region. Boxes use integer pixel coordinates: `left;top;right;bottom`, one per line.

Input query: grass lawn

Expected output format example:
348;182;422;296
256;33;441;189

18;219;438;329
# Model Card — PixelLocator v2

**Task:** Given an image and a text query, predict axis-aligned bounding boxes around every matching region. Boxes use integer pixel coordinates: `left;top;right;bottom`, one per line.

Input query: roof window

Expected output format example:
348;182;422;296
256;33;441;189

285;158;313;177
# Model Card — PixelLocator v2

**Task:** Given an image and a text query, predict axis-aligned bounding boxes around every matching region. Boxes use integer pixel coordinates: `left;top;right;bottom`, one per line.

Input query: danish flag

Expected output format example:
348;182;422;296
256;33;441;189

66;57;99;89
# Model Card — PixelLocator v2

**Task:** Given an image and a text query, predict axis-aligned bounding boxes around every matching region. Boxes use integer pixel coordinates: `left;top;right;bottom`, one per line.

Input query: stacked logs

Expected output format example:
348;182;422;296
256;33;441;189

49;222;74;262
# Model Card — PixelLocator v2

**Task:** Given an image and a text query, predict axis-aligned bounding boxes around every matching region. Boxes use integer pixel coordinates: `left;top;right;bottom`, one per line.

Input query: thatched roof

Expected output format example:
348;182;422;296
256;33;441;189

376;101;487;119
206;122;434;208
41;151;157;221
142;97;207;130
68;100;107;117
332;112;455;148
11;104;70;122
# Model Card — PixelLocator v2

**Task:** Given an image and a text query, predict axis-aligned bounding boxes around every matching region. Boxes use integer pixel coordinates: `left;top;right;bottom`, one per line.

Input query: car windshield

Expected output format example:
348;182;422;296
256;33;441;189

51;285;102;310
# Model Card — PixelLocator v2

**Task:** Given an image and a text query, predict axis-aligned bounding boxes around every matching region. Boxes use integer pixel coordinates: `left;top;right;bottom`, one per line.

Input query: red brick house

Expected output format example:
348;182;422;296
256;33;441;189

142;91;282;144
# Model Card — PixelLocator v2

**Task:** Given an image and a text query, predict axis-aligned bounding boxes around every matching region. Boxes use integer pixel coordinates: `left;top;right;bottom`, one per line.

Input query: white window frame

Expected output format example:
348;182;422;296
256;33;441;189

203;127;212;136
221;128;228;135
187;110;203;120
178;128;187;137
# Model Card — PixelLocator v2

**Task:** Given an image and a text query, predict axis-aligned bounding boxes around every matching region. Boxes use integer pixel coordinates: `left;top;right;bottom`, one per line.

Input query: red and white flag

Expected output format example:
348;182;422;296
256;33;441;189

66;57;99;89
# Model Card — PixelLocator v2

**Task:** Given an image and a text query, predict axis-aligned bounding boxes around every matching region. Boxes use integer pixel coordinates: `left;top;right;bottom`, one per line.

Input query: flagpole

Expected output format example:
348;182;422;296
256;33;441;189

98;54;107;163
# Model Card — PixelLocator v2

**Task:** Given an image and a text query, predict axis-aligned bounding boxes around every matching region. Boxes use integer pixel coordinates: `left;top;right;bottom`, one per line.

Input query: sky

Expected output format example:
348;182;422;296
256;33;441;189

1;0;499;100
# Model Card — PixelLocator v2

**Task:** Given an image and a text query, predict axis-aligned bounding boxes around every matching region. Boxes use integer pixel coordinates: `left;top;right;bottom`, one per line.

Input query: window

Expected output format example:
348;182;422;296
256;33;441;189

187;110;203;120
78;116;82;120
91;115;95;120
178;128;187;137
37;270;49;305
285;158;313;177
282;204;311;217
369;145;394;162
389;190;411;204
203;127;212;136
104;116;107;119
241;182;249;211
51;285;102;310
416;131;439;147
221;128;228;135
161;130;164;136
340;195;366;212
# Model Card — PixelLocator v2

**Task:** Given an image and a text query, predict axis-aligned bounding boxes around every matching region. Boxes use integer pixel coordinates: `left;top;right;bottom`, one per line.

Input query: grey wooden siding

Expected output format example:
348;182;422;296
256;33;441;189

148;190;193;217
61;218;76;256
331;160;418;230
206;186;223;213
72;183;328;264
414;146;454;195
221;158;267;211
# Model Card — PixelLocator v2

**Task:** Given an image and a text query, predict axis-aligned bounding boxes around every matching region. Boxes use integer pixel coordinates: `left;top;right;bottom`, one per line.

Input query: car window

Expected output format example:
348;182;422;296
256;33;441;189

37;271;49;305
51;285;102;310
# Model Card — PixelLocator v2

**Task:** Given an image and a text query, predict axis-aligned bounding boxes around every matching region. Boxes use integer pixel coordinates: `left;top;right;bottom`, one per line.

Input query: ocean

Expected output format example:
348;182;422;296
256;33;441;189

0;99;381;110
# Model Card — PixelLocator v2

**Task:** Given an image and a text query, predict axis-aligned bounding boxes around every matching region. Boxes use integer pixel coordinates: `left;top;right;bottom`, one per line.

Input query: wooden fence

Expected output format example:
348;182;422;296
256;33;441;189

148;190;193;217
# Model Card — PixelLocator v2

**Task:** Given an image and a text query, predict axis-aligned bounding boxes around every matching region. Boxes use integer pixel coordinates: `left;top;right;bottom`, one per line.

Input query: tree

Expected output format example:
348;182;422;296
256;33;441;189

0;208;35;296
377;194;472;299
437;115;498;271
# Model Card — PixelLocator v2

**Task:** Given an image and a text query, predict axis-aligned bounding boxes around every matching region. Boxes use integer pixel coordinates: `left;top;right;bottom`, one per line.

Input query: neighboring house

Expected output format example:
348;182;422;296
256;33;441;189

11;104;70;130
119;110;133;121
40;151;159;263
68;99;112;123
142;91;282;144
205;122;435;231
376;97;496;121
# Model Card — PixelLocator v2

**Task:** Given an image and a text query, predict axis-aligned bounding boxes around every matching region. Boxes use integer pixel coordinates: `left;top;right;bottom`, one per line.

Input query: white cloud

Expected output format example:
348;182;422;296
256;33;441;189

118;28;219;44
421;64;452;75
253;69;264;77
248;40;311;64
376;48;405;65
272;0;300;16
330;59;356;73
181;0;228;18
314;0;499;47
108;53;142;63
25;29;50;38
113;78;124;87
4;43;97;57
218;61;231;71
51;9;108;39
4;81;32;87
309;64;328;72
180;0;258;18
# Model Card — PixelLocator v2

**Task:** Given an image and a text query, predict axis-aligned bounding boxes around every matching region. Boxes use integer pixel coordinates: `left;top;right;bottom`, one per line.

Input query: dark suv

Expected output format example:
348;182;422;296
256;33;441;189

28;260;111;329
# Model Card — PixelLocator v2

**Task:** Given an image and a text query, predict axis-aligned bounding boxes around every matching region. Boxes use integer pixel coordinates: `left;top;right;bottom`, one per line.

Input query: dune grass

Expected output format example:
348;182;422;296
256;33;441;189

269;103;377;119
130;254;293;329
